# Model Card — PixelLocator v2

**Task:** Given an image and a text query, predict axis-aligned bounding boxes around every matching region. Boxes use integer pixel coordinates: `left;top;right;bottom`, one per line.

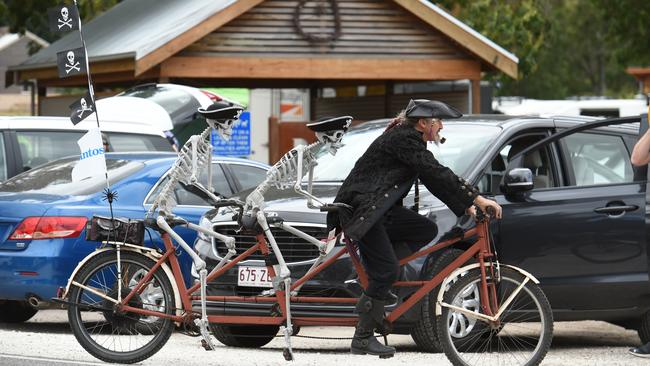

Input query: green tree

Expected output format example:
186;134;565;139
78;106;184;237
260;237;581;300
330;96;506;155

0;0;120;51
434;0;550;95
433;0;650;98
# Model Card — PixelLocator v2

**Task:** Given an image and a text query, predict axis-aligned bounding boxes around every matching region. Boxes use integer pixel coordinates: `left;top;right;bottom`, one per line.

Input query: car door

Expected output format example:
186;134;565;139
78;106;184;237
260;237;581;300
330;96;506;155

493;117;647;311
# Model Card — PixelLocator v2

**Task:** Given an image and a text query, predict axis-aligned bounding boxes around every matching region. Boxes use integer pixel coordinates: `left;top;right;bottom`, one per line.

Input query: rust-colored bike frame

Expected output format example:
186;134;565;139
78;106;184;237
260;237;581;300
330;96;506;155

118;218;499;329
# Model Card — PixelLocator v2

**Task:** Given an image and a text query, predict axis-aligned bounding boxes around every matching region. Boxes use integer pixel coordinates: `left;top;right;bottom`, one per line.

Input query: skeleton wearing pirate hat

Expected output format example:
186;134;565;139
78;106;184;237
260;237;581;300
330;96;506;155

198;101;243;142
148;101;244;217
245;115;353;213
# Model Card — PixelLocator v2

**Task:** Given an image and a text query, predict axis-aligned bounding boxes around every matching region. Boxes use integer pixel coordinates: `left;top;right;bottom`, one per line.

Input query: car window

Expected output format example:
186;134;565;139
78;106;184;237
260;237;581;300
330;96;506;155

312;123;501;181
0;135;7;181
146;163;233;206
479;134;557;194
16;131;83;171
0;158;143;195
229;164;267;191
564;132;633;186
106;133;174;152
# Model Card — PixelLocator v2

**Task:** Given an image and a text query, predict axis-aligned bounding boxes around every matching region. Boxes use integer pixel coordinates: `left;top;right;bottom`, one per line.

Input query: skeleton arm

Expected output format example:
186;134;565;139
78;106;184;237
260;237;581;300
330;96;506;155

292;145;324;208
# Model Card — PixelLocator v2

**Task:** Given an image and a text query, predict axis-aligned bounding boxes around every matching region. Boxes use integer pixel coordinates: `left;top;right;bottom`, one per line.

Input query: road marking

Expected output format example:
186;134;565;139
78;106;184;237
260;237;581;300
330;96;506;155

0;353;108;365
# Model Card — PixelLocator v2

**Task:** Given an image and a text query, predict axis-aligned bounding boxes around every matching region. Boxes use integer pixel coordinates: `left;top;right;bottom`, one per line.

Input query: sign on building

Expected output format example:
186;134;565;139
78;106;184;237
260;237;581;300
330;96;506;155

211;111;250;157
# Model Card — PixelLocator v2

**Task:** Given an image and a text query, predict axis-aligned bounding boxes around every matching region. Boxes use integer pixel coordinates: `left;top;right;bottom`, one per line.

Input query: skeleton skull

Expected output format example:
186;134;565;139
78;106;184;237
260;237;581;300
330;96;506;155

207;109;242;142
61;7;69;21
316;129;346;155
67;51;75;65
80;98;87;110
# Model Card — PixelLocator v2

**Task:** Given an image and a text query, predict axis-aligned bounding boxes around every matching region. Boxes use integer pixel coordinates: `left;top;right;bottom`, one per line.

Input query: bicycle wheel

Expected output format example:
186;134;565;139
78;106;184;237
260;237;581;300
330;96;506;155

437;268;553;366
67;251;175;364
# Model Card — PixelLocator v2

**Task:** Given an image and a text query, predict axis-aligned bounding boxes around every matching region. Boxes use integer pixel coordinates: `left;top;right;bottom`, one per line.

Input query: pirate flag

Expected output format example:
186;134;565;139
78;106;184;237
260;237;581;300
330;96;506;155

47;4;79;32
56;46;86;78
69;91;95;125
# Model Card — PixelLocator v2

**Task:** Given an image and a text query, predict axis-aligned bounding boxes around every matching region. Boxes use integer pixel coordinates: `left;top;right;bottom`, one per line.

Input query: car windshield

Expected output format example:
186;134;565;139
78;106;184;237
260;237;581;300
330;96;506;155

0;158;144;195
311;122;501;182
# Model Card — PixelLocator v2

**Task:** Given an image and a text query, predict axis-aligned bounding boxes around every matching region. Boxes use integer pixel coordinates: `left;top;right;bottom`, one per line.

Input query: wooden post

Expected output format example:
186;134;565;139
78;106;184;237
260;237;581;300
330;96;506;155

37;86;46;116
471;79;481;114
384;81;393;118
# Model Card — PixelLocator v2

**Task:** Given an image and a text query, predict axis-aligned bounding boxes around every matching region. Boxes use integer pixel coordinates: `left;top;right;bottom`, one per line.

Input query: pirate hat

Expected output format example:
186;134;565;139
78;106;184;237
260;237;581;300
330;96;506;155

198;101;244;120
405;99;462;119
307;115;353;132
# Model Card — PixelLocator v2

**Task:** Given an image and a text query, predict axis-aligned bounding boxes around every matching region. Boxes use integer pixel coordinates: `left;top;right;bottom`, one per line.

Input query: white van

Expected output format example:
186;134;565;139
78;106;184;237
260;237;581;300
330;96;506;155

0;116;173;180
494;98;649;118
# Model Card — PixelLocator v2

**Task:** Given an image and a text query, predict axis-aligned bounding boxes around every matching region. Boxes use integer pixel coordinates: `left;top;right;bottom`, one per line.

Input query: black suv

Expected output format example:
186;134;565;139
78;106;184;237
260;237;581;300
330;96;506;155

194;114;649;351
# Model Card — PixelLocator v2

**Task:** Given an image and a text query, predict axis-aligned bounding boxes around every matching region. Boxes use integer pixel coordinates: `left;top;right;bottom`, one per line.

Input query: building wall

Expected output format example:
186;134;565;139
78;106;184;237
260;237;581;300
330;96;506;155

184;0;471;60
0;37;32;94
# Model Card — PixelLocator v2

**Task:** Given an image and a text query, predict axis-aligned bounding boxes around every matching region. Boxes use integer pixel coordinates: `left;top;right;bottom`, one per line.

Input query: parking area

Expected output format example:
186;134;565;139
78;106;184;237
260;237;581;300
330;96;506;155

0;310;645;366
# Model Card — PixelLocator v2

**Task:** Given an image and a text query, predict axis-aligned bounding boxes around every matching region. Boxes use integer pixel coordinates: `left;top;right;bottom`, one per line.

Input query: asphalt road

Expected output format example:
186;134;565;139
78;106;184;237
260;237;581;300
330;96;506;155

0;310;647;366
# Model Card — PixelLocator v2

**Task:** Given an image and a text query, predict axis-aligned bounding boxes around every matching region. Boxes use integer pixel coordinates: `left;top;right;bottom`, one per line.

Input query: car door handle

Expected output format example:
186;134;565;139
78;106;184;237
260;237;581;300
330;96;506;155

593;205;639;214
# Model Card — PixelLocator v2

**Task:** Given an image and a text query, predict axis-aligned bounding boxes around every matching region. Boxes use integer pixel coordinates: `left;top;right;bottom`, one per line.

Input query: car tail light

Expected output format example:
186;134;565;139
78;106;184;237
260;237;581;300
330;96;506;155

9;217;87;240
201;90;222;101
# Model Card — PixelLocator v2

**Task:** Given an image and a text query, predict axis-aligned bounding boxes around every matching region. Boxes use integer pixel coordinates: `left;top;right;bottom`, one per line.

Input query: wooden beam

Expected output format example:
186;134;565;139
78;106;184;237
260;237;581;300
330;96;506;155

37;68;159;88
134;0;265;76
471;79;480;113
14;58;136;82
392;0;518;79
161;57;481;80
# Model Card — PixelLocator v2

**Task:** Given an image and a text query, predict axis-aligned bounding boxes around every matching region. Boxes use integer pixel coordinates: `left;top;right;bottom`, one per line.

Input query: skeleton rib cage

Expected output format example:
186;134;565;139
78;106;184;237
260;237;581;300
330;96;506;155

147;127;213;216
245;141;322;209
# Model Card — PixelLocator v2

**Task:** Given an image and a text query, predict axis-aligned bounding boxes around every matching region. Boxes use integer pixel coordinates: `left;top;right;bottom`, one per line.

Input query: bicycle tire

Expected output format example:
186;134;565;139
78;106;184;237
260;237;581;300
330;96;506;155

411;248;465;353
67;251;175;364
437;267;553;366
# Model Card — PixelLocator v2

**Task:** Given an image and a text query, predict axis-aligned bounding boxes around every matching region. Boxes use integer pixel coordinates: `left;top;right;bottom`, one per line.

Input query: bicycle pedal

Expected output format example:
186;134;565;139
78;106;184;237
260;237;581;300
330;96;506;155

282;348;294;361
201;339;215;351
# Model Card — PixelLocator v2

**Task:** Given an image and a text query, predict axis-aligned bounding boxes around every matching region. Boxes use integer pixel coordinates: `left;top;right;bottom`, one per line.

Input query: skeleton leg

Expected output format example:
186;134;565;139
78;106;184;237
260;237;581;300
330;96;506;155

195;268;217;351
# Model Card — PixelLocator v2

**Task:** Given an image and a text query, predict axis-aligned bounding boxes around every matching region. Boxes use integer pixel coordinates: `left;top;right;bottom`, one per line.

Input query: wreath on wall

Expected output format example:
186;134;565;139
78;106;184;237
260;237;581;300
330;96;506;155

294;0;342;44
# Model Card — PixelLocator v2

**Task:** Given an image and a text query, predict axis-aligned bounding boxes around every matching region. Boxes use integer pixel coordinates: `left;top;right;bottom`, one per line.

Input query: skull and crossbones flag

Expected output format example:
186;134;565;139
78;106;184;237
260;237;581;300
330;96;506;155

56;46;86;78
47;4;79;32
69;91;95;125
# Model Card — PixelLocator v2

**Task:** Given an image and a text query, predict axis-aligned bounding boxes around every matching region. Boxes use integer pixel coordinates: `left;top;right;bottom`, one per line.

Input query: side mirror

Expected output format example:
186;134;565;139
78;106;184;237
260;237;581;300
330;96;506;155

502;168;534;194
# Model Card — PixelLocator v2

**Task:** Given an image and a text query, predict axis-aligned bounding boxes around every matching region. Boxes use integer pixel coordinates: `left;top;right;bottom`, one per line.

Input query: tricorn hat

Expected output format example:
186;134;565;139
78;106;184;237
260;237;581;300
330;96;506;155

307;115;353;132
405;99;462;119
198;101;244;120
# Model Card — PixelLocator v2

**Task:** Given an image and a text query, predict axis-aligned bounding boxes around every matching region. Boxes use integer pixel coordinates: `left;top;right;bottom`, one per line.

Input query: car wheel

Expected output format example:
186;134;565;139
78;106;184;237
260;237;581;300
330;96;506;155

638;312;650;344
411;248;465;353
0;300;38;323
210;324;279;348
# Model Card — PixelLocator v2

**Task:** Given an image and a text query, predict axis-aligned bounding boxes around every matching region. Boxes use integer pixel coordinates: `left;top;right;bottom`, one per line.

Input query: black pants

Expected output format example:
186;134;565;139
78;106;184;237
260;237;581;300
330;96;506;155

357;206;438;300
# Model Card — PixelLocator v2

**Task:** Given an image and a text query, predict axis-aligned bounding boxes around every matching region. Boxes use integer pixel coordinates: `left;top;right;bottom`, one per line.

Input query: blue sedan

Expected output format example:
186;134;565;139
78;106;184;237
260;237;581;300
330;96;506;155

0;152;269;322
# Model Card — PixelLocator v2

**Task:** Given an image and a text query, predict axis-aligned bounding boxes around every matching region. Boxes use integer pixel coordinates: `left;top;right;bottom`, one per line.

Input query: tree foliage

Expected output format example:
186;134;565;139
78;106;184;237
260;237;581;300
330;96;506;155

0;0;120;52
433;0;650;98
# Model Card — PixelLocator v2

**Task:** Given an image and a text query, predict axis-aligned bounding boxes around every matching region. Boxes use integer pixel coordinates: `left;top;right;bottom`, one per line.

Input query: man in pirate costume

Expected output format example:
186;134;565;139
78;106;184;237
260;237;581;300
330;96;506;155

328;99;503;358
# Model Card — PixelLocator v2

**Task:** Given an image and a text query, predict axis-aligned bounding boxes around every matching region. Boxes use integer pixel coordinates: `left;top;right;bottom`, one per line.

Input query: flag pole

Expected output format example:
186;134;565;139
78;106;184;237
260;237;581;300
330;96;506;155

72;0;117;223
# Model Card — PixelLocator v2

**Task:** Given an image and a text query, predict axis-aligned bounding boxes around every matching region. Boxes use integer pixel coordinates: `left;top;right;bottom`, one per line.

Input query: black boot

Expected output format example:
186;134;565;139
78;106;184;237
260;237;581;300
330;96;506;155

350;293;396;358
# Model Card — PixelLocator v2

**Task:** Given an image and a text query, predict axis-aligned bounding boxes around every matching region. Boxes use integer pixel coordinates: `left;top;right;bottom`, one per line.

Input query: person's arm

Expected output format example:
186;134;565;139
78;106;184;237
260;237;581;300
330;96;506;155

631;128;650;166
387;132;502;218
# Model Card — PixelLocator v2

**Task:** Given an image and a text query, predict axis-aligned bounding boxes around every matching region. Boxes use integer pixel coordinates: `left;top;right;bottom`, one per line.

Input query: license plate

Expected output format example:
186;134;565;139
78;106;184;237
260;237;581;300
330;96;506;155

237;266;273;288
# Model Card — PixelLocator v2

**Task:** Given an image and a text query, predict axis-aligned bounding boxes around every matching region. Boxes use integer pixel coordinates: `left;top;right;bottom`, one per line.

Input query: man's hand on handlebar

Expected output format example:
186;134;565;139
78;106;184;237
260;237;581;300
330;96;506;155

466;195;502;219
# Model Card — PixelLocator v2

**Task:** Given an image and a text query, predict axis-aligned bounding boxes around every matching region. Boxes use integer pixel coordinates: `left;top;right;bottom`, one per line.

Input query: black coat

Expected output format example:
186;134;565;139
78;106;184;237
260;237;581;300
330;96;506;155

328;123;478;240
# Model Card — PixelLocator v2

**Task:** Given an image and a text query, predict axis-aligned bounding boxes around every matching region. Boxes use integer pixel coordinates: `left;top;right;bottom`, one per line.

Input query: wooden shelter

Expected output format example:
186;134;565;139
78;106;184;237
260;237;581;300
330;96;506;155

7;0;518;161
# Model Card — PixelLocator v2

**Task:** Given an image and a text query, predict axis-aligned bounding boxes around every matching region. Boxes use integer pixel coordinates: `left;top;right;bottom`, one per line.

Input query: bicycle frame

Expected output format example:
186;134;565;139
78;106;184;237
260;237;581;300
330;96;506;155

114;216;503;329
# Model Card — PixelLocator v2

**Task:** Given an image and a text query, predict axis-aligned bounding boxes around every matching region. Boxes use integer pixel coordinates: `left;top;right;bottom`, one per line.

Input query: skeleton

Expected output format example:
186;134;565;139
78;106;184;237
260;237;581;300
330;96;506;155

240;116;352;358
58;7;72;29
146;105;242;351
65;51;80;74
77;98;92;117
